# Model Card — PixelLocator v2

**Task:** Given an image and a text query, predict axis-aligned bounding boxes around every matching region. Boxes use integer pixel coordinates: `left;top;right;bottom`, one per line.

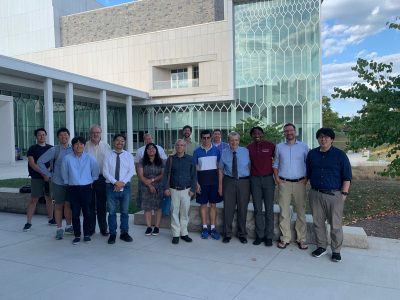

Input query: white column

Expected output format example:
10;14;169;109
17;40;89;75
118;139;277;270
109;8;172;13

99;90;108;143
0;95;15;164
126;96;133;153
65;83;75;140
44;78;54;145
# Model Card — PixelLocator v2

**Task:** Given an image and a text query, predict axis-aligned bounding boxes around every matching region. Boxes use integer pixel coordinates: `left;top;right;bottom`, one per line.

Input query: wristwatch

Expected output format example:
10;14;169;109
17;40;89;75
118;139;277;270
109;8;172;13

341;191;349;196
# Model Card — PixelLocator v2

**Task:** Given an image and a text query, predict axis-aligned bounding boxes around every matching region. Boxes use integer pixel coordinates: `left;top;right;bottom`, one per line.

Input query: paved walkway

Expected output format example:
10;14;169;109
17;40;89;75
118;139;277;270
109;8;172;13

1;212;399;300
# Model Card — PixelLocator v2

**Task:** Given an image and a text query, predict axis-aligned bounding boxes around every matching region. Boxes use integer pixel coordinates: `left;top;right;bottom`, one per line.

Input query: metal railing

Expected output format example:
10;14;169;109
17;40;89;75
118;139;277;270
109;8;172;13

153;79;199;90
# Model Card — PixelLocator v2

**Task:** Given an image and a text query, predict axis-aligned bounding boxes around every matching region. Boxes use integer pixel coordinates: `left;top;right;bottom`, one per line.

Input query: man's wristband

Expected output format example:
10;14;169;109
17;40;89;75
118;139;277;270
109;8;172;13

341;191;349;196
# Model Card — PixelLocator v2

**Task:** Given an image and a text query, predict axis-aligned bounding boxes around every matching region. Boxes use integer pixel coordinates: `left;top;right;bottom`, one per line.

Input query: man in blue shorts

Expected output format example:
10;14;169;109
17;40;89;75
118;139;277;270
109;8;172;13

193;129;221;240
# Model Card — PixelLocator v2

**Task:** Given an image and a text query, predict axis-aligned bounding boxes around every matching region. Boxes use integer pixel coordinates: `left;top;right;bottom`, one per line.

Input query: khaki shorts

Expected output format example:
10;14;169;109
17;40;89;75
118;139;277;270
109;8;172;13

31;178;50;198
51;182;68;204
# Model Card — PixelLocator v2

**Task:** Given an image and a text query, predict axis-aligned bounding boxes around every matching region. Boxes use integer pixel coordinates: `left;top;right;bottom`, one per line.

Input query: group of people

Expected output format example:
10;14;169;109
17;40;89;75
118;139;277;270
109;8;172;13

23;123;352;263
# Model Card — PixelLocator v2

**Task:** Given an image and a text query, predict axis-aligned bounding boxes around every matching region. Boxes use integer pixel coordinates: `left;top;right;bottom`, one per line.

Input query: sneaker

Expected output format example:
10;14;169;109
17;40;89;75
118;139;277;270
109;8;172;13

108;234;116;244
180;235;193;243
55;228;64;240
64;226;74;235
152;227;159;236
23;223;32;232
72;237;80;245
210;229;220;240
83;236;91;242
201;228;209;239
48;218;57;226
120;232;133;242
172;237;179;244
312;247;327;258
145;227;152;236
331;252;342;262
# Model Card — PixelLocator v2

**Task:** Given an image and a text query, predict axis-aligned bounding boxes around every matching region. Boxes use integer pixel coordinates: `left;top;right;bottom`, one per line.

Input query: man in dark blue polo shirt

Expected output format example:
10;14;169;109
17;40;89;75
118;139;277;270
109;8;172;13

306;128;352;262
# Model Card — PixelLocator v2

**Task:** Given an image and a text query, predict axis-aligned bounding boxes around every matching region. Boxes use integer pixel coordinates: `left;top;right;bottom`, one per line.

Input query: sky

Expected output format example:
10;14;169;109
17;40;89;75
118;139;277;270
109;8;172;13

97;0;400;117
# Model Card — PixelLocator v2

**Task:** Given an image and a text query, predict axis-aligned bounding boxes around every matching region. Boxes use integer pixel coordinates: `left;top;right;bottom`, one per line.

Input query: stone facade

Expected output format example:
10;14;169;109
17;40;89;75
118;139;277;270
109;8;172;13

61;0;225;46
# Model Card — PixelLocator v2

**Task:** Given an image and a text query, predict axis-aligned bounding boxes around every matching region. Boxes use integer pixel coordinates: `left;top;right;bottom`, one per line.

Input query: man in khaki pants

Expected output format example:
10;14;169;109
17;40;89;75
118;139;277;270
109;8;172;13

273;123;309;250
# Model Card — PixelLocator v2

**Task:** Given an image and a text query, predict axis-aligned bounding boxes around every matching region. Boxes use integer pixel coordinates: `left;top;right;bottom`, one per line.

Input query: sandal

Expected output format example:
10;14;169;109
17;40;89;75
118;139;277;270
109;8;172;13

277;240;289;249
296;241;308;250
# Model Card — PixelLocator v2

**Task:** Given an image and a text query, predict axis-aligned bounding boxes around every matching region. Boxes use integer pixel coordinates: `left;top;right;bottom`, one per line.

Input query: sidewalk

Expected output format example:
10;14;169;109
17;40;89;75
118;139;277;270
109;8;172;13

0;212;399;300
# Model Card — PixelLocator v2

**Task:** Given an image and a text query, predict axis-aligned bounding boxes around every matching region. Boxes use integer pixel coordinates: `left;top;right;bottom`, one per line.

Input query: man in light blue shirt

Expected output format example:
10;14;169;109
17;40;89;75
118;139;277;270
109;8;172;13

62;136;99;245
38;127;73;239
273;123;309;250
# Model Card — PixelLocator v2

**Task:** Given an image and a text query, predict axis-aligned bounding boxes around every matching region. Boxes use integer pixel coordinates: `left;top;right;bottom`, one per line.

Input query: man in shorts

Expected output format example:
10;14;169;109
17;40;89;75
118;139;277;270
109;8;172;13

38;127;74;239
23;128;54;231
193;130;222;240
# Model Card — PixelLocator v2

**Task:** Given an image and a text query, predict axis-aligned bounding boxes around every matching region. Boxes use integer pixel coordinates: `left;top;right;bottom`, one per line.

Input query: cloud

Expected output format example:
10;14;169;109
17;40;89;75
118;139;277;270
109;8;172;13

321;0;400;57
322;53;400;116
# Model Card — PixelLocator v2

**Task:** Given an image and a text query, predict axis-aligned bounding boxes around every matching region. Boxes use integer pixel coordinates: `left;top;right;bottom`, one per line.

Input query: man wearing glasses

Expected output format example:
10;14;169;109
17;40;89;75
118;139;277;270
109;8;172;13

306;128;352;263
193;130;222;240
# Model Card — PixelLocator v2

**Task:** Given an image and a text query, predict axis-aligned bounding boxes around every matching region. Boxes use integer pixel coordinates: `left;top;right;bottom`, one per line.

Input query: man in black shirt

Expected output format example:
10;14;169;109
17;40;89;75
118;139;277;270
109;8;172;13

23;128;54;231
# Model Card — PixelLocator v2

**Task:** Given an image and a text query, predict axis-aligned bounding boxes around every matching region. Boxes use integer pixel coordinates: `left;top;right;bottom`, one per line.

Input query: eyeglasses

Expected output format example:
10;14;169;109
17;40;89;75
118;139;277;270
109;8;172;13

202;136;211;140
318;135;331;140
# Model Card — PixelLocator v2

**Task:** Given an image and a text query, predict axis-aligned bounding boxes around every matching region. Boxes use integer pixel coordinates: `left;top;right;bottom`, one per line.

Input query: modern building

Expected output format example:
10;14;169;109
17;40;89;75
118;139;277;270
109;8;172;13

1;0;321;162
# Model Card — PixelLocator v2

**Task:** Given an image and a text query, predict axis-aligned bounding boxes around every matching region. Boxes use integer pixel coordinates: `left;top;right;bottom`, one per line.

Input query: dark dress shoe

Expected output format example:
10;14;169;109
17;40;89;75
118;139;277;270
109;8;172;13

222;236;231;243
265;238;273;247
253;237;264;245
180;235;193;242
108;234;116;244
239;237;248;244
120;232;133;242
101;231;109;237
172;237;179;244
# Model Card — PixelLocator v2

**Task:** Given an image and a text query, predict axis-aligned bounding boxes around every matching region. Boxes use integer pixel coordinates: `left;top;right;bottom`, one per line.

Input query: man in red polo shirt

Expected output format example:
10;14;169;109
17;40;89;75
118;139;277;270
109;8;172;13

247;126;275;246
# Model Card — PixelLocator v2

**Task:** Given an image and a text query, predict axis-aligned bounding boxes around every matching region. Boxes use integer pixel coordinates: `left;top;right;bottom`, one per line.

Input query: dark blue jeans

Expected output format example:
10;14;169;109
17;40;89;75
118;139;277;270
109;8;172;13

68;184;92;238
106;184;131;235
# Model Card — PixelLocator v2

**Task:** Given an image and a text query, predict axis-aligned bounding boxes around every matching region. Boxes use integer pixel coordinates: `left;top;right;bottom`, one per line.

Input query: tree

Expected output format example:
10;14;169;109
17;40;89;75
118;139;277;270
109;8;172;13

332;58;400;177
232;116;283;146
322;96;342;130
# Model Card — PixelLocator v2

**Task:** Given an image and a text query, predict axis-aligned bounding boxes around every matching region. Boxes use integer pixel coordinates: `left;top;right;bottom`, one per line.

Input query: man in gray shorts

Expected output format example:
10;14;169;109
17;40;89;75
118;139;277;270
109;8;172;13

23;128;54;231
38;127;74;239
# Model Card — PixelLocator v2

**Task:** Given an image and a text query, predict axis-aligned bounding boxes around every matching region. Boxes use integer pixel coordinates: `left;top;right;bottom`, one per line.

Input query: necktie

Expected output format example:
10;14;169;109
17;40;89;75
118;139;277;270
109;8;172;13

115;152;121;181
232;151;238;179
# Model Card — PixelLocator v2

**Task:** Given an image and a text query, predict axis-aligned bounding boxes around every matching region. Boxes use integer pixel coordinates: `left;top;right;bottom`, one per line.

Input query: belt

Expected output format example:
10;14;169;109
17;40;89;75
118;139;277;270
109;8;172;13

279;176;305;182
312;188;340;196
226;176;249;180
170;186;190;190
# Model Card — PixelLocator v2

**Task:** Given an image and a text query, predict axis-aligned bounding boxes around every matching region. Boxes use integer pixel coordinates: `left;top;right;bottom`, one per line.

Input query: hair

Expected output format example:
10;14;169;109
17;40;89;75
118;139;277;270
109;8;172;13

228;131;240;140
249;126;263;135
57;127;70;137
34;128;47;136
142;143;162;166
212;129;222;133
113;134;126;141
143;133;153;139
283;123;296;130
175;139;187;146
182;125;192;132
71;136;86;146
200;129;211;137
316;128;335;140
89;124;101;133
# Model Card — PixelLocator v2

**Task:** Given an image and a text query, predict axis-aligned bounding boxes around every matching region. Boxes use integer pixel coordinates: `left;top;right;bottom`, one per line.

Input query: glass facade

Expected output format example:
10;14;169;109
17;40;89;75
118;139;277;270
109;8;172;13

233;0;321;147
1;89;126;153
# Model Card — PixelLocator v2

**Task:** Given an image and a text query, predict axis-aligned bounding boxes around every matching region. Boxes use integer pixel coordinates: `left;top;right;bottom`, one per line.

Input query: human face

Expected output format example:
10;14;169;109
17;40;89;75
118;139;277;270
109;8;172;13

36;130;47;144
113;136;125;152
212;131;221;143
318;134;333;151
183;128;191;139
175;141;186;155
73;141;85;156
201;134;212;148
251;128;263;143
58;131;70;146
146;145;157;157
228;135;240;150
283;125;296;142
90;127;101;144
144;134;153;145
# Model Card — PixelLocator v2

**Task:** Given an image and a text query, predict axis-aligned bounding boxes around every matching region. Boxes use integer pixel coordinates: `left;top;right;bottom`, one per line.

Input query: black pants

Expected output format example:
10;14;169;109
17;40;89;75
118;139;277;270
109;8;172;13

69;184;92;237
90;175;108;234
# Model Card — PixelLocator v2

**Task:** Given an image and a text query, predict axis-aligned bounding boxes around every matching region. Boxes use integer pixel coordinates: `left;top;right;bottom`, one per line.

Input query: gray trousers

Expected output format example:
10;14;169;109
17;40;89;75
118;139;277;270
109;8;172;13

250;175;275;240
223;176;250;238
309;189;345;252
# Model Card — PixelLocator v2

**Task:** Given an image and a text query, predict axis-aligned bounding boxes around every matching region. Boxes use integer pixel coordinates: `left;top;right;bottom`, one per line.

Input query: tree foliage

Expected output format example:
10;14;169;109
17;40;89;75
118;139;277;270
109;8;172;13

332;58;400;177
233;116;283;146
322;96;342;130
